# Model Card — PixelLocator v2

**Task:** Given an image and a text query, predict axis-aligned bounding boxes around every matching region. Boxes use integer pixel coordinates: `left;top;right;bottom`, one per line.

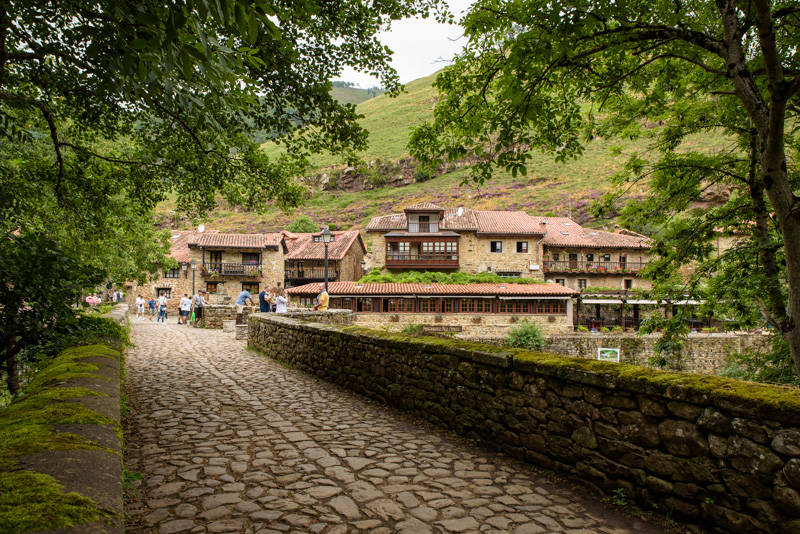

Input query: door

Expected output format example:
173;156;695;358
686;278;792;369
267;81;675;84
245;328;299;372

418;215;430;233
208;251;222;271
569;253;578;269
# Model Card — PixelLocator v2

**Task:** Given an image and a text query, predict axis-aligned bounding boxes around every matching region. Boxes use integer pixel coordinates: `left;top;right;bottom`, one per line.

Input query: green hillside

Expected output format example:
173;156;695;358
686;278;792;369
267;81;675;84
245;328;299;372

331;86;385;106
160;71;731;250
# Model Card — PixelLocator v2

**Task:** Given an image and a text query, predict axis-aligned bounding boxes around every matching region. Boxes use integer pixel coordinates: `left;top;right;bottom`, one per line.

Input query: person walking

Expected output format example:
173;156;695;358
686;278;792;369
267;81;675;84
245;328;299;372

179;293;192;325
192;290;205;327
235;289;255;324
313;289;329;311
135;295;145;320
275;288;288;313
147;296;156;321
258;287;271;313
157;291;168;323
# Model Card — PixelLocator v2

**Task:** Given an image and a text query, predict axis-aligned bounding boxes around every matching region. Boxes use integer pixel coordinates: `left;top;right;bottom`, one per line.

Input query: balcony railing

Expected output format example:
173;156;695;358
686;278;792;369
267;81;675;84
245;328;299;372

386;253;459;268
285;268;340;280
543;260;647;274
202;263;262;277
408;222;439;233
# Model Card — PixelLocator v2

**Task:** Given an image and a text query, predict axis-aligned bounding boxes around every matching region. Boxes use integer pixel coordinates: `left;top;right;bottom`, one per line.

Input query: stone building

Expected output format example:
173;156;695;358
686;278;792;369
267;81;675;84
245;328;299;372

126;230;287;313
286;281;578;336
366;203;549;279
365;203;652;290
283;230;367;288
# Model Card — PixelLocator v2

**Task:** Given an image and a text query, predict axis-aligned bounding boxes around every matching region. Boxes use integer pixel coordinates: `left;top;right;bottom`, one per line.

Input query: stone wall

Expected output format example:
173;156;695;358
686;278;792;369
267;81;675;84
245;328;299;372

544;333;771;375
248;314;800;533
200;304;258;329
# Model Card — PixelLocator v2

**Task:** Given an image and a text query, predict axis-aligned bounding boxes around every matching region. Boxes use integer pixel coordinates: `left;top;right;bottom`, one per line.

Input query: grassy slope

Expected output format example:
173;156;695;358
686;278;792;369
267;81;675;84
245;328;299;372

166;72;731;251
330;86;384;106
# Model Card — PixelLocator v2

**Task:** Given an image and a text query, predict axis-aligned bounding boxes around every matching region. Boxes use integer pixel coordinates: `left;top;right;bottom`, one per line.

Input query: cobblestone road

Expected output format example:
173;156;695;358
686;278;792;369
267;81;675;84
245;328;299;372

124;322;665;534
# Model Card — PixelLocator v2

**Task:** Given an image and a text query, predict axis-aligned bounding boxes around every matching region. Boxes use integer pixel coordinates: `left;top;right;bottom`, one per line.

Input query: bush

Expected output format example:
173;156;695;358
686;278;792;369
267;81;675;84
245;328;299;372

721;335;799;386
600;327;610;333
415;170;432;182
612;326;623;333
577;325;589;332
506;321;545;350
401;324;424;336
286;215;319;233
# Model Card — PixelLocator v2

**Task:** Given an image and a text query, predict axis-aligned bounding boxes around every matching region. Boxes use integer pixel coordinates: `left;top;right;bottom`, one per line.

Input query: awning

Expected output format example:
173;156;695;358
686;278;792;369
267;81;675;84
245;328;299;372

581;299;623;304
499;296;571;300
627;299;659;305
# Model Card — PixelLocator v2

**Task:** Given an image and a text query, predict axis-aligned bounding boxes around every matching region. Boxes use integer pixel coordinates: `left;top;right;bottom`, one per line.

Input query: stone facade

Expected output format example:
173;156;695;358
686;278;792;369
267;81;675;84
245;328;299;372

126;268;195;314
190;246;284;300
353;308;574;336
199;304;258;329
544;332;771;375
248;313;800;533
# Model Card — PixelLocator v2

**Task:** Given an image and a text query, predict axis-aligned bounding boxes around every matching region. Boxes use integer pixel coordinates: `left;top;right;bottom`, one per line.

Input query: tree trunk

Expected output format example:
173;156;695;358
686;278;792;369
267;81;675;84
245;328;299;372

6;353;19;395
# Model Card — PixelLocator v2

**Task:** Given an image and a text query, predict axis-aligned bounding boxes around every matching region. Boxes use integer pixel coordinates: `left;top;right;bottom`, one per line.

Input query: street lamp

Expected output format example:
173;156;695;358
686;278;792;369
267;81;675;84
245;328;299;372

182;262;188;278
191;259;197;294
361;260;366;273
320;227;334;293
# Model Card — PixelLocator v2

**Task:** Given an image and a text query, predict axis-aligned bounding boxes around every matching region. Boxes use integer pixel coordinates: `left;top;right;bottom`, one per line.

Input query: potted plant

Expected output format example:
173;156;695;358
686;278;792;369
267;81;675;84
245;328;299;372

434;314;443;323
547;315;556;323
390;314;400;323
471;316;482;324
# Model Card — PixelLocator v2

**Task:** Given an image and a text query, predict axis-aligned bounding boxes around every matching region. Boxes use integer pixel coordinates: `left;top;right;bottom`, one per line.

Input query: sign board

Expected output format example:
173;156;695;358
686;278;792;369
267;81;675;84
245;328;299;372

422;325;463;333
598;348;620;363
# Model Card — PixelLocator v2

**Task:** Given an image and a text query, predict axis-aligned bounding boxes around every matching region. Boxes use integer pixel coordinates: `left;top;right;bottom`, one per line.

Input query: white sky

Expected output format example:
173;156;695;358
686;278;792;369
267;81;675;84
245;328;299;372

334;0;475;88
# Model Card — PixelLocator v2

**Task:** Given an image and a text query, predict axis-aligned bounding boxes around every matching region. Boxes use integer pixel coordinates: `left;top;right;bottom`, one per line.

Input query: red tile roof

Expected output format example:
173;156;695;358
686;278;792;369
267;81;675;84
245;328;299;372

529;217;651;250
188;233;283;249
287;281;578;297
285;230;365;261
475;211;545;235
169;231;193;263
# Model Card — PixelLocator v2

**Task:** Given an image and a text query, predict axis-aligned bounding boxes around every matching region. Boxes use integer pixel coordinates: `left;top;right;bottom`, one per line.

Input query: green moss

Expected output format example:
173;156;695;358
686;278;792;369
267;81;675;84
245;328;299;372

0;470;112;532
0;343;122;532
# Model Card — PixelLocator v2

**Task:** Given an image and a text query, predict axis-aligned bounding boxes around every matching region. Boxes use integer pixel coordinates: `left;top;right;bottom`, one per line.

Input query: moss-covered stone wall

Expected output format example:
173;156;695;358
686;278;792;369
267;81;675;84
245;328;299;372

248;313;800;534
0;338;124;532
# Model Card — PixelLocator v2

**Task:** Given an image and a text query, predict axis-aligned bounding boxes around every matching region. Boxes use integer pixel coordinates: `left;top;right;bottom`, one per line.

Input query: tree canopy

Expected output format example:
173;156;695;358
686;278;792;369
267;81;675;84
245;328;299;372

409;0;800;375
286;215;321;233
0;0;441;393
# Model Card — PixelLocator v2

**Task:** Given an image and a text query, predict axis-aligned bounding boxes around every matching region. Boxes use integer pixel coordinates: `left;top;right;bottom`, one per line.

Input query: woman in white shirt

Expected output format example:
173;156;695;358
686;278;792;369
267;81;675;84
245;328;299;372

275;289;288;313
178;294;192;325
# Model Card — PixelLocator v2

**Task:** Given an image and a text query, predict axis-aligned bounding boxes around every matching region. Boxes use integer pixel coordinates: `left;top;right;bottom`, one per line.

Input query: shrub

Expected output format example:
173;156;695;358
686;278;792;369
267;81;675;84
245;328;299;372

721;335;799;386
401;324;424;336
600;327;610;333
612;326;623;333
415;170;432;182
577;325;589;332
286;215;319;233
506;321;545;350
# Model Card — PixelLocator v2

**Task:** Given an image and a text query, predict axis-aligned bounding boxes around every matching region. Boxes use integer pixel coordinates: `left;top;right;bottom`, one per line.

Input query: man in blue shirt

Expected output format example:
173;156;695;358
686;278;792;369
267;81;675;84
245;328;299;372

258;288;271;313
235;289;255;324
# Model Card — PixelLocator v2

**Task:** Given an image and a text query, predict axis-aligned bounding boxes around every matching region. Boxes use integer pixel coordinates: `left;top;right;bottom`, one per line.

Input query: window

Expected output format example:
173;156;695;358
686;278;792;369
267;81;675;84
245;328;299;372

499;300;530;314
242;282;259;293
624;279;633;290
206;282;220;294
209;251;223;265
242;253;260;264
586;254;594;262
535;300;567;314
443;299;455;313
552;253;559;261
357;298;373;312
299;297;314;307
462;299;491;313
602;254;611;262
388;241;409;260
490;241;503;253
578;279;587;290
420;299;437;313
164;268;181;278
155;288;172;299
516;242;528;253
387;298;413;313
497;271;522;278
555;279;565;286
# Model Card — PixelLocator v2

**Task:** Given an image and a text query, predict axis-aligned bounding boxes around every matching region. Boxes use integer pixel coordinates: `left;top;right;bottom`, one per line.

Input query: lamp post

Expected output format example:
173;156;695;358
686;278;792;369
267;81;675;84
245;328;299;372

191;259;197;294
321;227;334;293
361;260;366;273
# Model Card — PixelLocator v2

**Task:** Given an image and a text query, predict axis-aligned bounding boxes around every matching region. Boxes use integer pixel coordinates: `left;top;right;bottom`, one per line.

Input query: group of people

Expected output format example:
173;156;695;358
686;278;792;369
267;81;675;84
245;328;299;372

134;290;207;327
258;287;289;313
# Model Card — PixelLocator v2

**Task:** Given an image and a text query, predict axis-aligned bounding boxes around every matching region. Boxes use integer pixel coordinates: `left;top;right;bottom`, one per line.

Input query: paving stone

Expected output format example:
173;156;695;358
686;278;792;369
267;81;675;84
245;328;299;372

123;323;668;534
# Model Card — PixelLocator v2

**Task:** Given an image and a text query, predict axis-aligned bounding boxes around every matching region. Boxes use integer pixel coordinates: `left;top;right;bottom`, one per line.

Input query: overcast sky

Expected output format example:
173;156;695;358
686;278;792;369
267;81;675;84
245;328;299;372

334;0;475;88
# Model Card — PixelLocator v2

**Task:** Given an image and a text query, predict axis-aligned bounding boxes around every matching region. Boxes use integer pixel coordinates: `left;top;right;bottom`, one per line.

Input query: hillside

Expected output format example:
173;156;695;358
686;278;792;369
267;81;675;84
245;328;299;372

159;72;734;250
331;86;385;106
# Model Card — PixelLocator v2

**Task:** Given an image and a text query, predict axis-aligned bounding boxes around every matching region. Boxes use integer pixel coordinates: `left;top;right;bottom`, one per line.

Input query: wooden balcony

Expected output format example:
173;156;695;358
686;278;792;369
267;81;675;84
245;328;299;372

408;222;439;233
202;263;262;277
385;254;459;269
543;260;647;274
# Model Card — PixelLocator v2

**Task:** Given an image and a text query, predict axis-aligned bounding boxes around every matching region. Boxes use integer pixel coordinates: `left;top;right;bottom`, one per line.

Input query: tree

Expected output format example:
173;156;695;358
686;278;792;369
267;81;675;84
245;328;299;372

1;0;441;392
286;215;321;233
409;0;800;375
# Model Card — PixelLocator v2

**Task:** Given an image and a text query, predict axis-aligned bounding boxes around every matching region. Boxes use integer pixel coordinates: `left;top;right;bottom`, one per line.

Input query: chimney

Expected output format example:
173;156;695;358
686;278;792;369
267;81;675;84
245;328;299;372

540;221;548;235
614;224;621;234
